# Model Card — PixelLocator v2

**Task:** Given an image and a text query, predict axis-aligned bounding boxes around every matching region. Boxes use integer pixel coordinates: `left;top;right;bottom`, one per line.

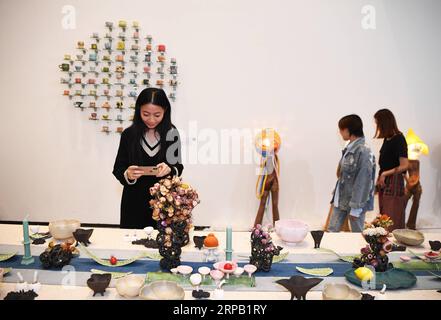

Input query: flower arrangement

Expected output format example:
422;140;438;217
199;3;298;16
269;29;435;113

150;176;200;233
249;224;282;272
353;214;394;272
149;176;200;270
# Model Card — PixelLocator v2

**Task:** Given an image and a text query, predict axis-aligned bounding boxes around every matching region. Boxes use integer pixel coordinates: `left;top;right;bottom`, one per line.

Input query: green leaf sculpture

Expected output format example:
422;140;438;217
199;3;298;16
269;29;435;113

273;252;289;263
0;252;17;262
90;269;133;279
79;244;152;267
296;266;333;277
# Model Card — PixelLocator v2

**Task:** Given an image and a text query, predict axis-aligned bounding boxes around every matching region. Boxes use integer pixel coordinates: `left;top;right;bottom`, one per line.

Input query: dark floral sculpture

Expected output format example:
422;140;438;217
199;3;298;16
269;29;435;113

39;243;75;269
150;176;200;271
353;214;394;272
249;224;282;272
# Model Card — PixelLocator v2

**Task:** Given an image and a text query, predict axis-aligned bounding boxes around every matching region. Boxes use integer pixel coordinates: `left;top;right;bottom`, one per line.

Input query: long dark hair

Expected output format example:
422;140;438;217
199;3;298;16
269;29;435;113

128;87;175;162
374;108;401;139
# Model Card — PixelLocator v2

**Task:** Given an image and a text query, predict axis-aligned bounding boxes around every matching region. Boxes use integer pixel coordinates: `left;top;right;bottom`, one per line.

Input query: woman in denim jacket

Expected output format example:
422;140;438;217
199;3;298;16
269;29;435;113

328;115;376;232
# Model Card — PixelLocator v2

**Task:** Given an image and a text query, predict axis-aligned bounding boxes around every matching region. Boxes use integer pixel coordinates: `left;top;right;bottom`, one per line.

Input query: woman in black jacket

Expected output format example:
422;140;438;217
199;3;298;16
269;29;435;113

113;88;183;229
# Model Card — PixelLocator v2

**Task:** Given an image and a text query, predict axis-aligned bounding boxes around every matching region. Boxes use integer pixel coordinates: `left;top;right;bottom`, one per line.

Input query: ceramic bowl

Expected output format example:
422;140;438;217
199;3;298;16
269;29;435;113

243;264;257;276
234;267;244;276
198;266;211;276
190;273;202;286
49;219;81;240
322;283;362;300
116;275;145;298
87;273;111;296
424;251;441;261
139;281;185;300
217;261;238;275
177;265;193;276
275;219;309;244
393;229;425;246
72;228;93;245
210;269;224;281
400;255;411;262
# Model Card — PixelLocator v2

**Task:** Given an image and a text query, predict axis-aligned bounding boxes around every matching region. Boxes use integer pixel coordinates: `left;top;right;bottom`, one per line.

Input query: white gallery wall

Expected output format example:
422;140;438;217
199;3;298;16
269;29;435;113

0;0;440;230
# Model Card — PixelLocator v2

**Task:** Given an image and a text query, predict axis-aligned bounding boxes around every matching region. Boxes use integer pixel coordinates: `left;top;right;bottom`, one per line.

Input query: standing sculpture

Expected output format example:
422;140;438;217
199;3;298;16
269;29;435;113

254;128;281;227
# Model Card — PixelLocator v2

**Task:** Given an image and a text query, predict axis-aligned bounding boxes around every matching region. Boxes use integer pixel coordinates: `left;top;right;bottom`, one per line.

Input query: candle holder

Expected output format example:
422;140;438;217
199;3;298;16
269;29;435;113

21;218;34;265
21;240;34;265
225;249;233;262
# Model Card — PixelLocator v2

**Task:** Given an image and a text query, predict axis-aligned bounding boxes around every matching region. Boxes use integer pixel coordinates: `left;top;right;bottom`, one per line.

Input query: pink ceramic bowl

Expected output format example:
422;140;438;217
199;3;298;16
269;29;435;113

217;261;238;274
275;219;309;244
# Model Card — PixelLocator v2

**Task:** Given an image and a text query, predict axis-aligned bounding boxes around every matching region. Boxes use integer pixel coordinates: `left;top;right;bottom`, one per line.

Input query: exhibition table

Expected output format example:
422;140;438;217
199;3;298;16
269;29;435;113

1;224;440;300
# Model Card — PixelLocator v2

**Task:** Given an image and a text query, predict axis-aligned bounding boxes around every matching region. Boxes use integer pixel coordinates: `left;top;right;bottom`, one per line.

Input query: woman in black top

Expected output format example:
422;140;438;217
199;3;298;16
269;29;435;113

113;88;183;229
374;109;409;230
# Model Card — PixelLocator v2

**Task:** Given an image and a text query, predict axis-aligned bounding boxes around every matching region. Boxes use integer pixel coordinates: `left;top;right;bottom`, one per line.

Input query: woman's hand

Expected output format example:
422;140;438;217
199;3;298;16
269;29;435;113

127;165;144;180
376;173;386;188
156;162;172;177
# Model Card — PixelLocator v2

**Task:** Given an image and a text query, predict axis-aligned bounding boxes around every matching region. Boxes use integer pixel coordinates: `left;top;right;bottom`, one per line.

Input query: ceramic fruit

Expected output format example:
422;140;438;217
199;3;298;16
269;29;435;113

204;233;219;248
354;267;374;281
110;256;118;265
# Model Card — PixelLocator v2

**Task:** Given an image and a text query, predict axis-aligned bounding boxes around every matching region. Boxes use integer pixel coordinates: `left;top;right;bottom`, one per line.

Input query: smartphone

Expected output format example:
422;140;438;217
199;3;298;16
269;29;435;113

139;166;159;176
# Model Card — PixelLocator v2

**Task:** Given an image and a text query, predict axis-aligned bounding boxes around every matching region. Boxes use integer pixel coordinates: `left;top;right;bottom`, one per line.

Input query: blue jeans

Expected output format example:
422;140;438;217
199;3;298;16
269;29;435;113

328;206;366;233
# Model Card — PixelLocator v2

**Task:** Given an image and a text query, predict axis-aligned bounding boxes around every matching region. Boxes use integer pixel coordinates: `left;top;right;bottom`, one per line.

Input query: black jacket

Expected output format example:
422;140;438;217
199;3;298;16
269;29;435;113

112;126;184;228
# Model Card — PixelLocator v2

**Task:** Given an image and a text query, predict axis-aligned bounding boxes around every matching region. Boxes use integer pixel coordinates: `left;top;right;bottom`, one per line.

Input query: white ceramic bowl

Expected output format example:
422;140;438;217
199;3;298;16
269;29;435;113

139;281;185;300
190;273;202;286
243;264;257;275
116;275;145;298
234;267;244;276
393;229;425;246
177;265;193;276
49;219;81;240
198;266;210;276
275;219;309;244
322;283;362;300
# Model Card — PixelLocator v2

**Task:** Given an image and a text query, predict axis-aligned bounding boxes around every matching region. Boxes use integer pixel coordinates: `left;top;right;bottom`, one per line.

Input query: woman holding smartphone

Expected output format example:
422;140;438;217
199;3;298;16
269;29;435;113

113;88;183;229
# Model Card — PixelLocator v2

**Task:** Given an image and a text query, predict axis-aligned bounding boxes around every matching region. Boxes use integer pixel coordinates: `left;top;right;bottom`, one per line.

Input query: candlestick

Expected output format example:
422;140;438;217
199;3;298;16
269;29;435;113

225;226;233;261
21;215;34;265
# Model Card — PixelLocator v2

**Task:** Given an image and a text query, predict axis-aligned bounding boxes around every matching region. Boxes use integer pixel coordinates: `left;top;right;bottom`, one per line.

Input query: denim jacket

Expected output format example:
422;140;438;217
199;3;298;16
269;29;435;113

332;137;376;212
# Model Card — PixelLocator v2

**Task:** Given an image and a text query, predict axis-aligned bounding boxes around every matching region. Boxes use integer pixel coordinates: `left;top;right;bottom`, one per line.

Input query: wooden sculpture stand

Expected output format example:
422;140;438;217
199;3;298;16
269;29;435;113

254;155;280;227
405;159;422;230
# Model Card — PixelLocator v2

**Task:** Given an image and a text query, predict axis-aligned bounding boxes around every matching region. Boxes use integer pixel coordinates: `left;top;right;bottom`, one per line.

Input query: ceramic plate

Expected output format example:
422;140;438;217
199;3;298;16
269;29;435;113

79;244;150;267
273;252;289;263
0;252;17;262
344;268;417;290
296;266;334;277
